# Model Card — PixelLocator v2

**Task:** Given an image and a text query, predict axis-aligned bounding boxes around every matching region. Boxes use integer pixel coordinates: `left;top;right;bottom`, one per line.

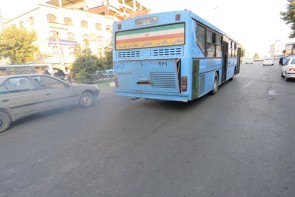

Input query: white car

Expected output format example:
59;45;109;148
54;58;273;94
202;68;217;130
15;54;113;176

282;58;295;81
0;74;100;132
262;57;274;66
245;58;254;64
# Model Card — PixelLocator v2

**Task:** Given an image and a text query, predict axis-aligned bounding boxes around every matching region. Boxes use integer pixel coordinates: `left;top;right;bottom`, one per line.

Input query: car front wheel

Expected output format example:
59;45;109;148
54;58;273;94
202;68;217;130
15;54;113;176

285;75;289;81
0;112;11;133
79;91;94;107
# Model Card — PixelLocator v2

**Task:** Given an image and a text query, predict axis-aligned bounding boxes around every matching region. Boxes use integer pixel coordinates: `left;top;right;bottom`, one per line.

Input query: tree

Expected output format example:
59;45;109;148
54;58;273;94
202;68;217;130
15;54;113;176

71;54;101;83
281;0;295;38
0;25;38;64
103;43;113;69
253;53;259;60
240;46;246;57
71;42;113;83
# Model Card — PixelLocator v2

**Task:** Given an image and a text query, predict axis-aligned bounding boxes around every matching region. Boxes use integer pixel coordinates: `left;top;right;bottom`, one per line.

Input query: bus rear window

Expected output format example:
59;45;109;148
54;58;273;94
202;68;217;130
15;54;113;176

115;23;185;50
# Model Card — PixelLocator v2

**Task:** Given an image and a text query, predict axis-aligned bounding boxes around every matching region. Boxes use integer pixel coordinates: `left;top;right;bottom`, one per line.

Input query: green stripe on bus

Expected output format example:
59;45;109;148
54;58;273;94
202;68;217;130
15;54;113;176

117;23;184;37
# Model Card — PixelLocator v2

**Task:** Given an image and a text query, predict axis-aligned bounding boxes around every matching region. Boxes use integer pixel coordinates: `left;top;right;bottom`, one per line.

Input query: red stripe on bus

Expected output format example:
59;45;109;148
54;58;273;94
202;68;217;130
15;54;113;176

116;33;184;44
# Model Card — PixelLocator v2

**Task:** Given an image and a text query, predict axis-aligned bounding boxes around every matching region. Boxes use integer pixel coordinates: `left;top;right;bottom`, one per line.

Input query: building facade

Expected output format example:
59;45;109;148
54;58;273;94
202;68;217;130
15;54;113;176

46;0;149;20
270;40;285;58
3;3;114;69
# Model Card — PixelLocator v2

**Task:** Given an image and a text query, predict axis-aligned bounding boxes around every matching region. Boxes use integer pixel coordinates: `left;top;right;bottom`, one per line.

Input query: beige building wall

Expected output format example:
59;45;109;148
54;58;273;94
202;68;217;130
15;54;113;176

3;3;114;69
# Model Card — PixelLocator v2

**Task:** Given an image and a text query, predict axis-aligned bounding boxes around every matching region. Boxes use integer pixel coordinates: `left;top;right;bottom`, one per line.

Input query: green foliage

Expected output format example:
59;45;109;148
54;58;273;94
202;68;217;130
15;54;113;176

103;43;113;68
253;53;259;59
0;25;38;64
72;54;100;83
71;44;113;83
240;46;246;57
281;0;295;38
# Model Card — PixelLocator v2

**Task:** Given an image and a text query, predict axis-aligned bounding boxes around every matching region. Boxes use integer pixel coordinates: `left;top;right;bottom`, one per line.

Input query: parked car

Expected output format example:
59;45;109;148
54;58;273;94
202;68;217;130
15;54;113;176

245;58;254;64
0;74;100;132
262;57;274;66
281;58;295;81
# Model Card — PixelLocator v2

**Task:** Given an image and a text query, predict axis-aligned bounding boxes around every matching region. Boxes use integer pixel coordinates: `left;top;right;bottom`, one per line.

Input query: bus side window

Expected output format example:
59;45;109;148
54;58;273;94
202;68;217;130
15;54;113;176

206;30;216;57
216;34;222;58
228;41;232;58
196;24;206;56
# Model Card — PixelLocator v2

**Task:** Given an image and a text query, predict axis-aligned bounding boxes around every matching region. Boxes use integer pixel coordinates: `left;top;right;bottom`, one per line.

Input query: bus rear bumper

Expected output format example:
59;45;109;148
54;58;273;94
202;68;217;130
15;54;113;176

115;90;189;102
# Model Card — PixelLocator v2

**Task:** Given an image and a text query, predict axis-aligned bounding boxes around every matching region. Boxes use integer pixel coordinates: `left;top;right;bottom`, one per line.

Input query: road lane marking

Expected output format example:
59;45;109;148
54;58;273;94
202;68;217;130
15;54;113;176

242;81;253;89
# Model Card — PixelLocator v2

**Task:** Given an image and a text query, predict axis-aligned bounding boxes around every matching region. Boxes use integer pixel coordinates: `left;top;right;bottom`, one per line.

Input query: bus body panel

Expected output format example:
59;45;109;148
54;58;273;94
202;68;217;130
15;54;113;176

113;10;240;102
114;59;180;93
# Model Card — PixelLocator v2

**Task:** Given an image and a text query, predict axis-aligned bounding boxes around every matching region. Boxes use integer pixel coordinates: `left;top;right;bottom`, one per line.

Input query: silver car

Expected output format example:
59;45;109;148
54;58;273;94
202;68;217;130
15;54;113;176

263;57;274;66
0;74;100;132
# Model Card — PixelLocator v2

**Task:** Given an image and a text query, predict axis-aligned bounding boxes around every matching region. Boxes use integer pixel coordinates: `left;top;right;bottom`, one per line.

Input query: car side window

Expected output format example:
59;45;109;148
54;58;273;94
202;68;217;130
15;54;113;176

33;76;65;89
3;77;35;93
284;59;290;66
0;85;9;94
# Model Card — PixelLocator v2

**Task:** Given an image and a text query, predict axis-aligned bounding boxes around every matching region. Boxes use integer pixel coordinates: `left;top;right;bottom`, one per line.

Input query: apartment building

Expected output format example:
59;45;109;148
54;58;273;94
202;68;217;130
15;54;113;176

46;0;149;20
3;3;114;69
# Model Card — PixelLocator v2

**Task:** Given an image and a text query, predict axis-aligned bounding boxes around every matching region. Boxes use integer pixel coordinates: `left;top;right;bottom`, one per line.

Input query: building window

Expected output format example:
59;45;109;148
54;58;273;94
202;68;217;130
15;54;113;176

29;17;35;26
95;23;102;30
83;34;90;44
49;30;59;38
64;17;73;26
106;25;111;32
67;32;75;41
20;21;25;29
47;14;57;23
96;36;103;43
81;20;88;28
52;47;58;55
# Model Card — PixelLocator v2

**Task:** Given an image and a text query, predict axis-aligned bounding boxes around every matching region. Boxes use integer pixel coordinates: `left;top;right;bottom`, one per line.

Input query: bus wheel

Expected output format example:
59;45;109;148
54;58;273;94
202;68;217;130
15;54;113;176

211;73;219;95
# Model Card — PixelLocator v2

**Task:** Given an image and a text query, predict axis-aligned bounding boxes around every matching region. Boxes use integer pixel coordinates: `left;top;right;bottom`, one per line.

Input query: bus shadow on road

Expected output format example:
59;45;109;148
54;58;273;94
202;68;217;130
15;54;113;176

135;94;211;112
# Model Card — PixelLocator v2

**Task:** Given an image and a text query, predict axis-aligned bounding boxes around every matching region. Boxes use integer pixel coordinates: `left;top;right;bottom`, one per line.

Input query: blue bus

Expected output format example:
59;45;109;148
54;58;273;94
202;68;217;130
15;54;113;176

280;42;295;65
112;10;241;102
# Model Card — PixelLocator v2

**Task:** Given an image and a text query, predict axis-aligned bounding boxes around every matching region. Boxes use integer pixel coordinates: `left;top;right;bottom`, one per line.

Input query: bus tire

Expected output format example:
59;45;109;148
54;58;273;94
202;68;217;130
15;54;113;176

211;73;219;95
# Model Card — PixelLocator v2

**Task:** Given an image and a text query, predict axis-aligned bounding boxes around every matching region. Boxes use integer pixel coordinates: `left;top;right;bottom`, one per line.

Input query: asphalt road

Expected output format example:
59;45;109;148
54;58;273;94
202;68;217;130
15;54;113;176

0;61;295;197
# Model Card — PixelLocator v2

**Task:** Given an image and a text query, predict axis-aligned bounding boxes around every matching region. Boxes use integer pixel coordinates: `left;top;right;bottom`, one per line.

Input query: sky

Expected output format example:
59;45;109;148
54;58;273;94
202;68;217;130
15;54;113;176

0;0;292;55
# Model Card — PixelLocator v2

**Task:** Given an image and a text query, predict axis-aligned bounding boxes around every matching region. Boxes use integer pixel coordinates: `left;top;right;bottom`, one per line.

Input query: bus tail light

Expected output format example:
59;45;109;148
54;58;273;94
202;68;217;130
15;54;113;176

175;14;181;21
181;76;187;92
114;74;119;87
